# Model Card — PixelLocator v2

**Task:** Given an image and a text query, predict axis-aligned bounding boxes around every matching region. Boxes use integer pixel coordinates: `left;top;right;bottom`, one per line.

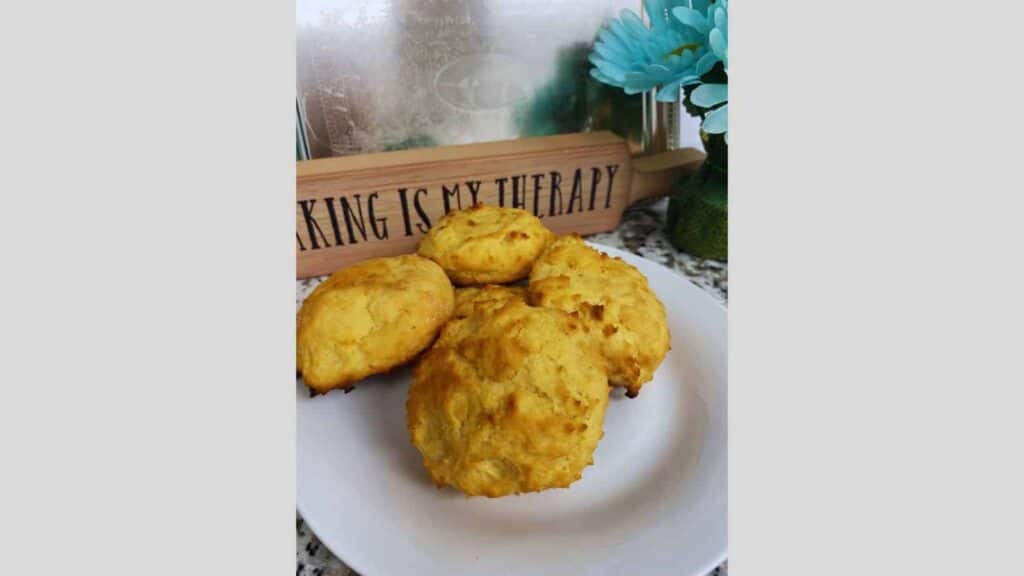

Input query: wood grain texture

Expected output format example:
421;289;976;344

629;148;706;204
296;131;702;278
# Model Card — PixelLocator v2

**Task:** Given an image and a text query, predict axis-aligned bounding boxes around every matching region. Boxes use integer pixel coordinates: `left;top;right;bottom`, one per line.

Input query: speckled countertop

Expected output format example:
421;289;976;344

296;198;728;576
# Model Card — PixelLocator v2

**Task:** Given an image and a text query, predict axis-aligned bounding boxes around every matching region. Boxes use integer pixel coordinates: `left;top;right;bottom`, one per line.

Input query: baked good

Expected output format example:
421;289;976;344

297;255;454;394
528;235;670;397
407;300;609;497
452;284;528;319
416;205;554;285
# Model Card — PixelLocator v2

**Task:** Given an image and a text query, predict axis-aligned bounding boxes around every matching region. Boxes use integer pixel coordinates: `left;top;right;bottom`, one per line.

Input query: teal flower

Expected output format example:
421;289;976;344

589;0;711;102
673;0;728;137
672;0;727;71
590;0;728;137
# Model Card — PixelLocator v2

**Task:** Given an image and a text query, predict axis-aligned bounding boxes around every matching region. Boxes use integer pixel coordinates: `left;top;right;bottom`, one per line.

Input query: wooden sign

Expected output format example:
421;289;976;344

296;131;704;278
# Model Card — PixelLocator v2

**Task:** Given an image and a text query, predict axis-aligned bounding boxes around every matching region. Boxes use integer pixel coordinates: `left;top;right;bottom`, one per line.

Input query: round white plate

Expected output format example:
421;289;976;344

297;244;727;576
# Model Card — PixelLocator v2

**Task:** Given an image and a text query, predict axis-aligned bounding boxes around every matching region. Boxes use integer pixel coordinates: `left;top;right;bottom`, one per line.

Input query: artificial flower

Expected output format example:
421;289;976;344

672;0;727;72
673;0;728;137
589;0;710;102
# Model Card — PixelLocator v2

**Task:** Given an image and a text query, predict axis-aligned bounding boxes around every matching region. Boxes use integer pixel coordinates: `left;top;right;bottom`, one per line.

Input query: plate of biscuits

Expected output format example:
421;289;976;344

297;205;727;576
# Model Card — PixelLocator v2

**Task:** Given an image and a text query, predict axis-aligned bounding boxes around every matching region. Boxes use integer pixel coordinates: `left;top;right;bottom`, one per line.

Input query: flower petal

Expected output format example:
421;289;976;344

709;29;727;68
593;41;630;64
595;59;630;82
656;81;680;102
714;5;728;34
671;7;710;34
624;71;660;92
589;68;620;87
696;51;718;76
602;35;637;64
608;15;639;44
620;10;650;39
703;104;728;134
691;83;728;107
644;0;670;30
679;73;702;86
644;63;674;76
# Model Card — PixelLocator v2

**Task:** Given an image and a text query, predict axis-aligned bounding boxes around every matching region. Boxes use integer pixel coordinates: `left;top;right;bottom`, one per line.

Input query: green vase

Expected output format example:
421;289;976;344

666;131;727;261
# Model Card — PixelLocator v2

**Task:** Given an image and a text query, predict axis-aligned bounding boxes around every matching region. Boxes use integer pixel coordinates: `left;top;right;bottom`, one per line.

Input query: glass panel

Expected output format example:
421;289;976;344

296;0;647;158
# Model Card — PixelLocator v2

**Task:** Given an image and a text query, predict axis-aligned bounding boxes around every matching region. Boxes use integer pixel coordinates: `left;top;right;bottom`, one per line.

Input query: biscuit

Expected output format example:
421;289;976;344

452;284;527;319
416;205;554;285
407;300;609;497
297;255;454;394
528;235;670;397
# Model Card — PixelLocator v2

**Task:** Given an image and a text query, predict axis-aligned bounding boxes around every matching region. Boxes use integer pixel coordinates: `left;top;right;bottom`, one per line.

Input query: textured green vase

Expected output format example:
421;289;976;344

667;132;727;261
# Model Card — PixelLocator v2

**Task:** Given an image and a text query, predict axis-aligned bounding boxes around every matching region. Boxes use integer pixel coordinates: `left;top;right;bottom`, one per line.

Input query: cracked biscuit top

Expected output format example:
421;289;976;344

407;300;609;497
528;235;670;397
417;205;554;286
452;284;528;319
297;254;454;394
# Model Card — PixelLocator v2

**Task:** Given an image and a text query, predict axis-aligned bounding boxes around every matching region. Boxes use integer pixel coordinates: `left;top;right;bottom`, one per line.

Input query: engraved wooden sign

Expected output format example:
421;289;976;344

296;131;703;278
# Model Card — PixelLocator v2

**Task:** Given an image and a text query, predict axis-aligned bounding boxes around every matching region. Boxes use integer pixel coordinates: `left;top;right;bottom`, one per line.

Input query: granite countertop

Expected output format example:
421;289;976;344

296;198;728;576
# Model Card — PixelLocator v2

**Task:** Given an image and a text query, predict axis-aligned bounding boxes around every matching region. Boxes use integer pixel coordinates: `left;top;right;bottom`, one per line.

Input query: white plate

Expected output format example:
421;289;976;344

297;244;728;576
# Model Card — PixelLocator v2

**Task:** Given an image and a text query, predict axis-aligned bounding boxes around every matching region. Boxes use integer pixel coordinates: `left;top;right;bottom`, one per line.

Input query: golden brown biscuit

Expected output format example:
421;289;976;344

416;205;554;285
452;284;528;319
528;235;670;397
297;255;454;394
407;300;609;497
